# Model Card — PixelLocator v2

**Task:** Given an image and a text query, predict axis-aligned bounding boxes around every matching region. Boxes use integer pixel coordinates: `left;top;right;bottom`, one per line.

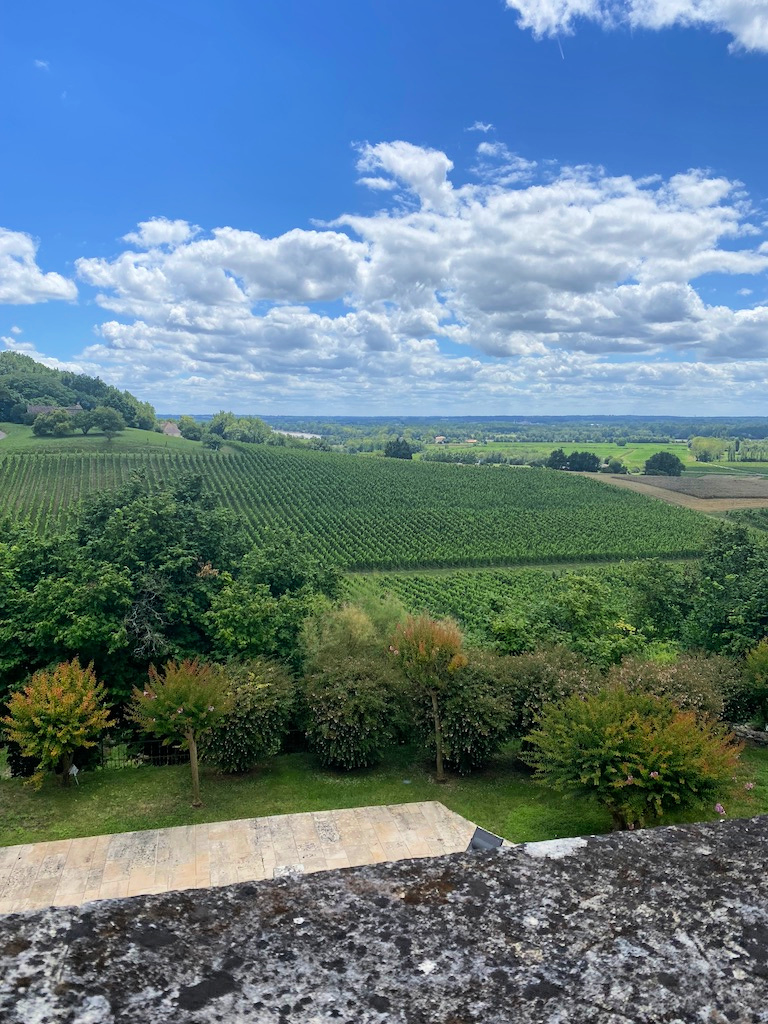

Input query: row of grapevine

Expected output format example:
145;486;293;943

0;445;716;570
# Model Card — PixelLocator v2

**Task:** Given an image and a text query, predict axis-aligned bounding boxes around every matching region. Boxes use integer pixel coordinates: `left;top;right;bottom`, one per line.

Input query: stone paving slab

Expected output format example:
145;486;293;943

0;801;476;913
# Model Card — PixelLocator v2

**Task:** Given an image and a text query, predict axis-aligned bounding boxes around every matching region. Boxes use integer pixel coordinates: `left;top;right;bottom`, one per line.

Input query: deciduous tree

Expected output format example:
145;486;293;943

392;614;467;782
129;659;231;806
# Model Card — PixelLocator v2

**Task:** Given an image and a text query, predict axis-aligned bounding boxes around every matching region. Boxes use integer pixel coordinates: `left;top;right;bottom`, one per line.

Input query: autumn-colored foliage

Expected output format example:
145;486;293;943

1;658;113;789
129;659;231;806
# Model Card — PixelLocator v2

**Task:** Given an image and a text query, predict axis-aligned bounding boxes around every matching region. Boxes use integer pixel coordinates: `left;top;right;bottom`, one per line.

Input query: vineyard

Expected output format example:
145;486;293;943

0;444;716;571
346;567;580;637
725;509;768;531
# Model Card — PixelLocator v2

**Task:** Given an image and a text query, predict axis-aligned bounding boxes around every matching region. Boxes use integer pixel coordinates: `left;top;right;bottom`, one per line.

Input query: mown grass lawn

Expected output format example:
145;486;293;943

2;743;766;848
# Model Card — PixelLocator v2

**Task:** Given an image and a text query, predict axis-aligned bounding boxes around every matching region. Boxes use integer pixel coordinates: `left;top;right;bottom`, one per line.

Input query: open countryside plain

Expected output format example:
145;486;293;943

0;425;717;572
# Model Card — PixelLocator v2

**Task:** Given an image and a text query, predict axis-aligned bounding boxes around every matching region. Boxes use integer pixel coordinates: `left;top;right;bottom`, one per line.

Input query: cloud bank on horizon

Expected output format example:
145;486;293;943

3;138;768;413
505;0;768;52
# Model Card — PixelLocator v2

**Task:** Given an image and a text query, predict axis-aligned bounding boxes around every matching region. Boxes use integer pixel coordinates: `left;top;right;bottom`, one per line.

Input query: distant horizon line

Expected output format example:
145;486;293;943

155;412;768;422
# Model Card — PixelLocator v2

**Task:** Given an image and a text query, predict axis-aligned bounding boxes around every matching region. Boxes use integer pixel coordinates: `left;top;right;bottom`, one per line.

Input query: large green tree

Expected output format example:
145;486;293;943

644;451;685;476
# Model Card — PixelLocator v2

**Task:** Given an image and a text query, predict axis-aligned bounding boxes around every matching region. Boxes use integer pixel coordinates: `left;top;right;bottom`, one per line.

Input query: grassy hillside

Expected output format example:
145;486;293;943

0;431;716;571
0;422;200;453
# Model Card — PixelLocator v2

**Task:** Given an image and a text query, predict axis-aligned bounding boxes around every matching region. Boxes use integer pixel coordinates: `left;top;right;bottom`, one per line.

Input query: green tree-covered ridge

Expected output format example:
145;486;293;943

0;351;155;428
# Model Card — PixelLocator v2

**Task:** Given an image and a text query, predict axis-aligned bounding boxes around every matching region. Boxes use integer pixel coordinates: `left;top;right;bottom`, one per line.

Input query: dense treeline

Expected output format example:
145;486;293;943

0;474;341;702
0;351;155;429
259;414;768;449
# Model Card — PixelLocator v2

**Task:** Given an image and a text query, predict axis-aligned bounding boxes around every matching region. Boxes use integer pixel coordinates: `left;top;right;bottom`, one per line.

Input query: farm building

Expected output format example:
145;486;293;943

162;421;182;437
27;404;83;416
434;435;447;444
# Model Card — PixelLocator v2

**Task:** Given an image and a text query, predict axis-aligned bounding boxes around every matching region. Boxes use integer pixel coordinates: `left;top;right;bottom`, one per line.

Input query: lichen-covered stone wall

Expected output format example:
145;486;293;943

3;815;768;1023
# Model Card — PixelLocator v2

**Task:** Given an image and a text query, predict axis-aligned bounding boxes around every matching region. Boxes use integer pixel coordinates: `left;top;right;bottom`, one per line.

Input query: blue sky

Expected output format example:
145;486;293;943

2;0;768;414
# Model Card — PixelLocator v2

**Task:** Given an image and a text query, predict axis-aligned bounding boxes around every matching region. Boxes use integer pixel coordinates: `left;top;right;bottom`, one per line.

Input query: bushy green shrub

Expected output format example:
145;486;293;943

304;670;397;770
202;659;294;773
727;639;768;726
436;658;511;774
607;652;739;719
499;646;599;735
302;604;406;770
524;686;743;830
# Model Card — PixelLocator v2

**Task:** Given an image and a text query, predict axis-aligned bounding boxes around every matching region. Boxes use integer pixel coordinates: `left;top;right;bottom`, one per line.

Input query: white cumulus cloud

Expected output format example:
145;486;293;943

505;0;768;52
0;229;77;304
15;138;766;412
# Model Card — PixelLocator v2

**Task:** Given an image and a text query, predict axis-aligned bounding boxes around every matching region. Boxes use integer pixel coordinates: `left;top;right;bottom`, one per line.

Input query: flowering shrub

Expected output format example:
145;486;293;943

524;686;743;830
607;653;739;719
436;659;511;774
202;660;294;773
500;646;599;735
1;658;113;789
129;659;231;806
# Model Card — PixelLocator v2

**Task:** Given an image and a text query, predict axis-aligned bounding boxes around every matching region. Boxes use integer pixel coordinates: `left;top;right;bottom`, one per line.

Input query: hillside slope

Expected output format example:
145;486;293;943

0;442;715;571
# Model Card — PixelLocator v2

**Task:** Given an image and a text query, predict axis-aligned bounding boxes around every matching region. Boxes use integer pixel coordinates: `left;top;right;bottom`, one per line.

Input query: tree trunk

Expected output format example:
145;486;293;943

187;731;202;807
60;752;72;787
609;808;628;831
431;690;446;783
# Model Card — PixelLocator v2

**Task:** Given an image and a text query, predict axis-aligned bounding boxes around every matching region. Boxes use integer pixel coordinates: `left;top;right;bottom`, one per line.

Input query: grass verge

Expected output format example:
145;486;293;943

1;743;765;848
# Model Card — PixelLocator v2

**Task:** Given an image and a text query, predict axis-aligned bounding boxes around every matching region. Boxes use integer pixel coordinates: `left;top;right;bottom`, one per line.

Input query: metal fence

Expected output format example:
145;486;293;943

96;735;190;770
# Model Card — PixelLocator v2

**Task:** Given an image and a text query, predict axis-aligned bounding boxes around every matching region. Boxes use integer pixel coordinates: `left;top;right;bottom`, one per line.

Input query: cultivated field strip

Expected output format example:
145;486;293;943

0;446;715;570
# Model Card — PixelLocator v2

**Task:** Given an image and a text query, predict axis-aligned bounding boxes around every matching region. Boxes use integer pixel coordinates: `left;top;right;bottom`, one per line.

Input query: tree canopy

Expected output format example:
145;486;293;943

644;451;685;476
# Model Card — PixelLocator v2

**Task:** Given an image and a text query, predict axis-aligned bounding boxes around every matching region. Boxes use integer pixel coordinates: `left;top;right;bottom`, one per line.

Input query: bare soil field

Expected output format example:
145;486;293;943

587;473;768;512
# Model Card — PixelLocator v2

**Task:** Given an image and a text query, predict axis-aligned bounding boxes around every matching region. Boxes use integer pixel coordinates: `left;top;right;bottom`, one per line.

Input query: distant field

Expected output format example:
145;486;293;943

0;429;717;571
633;476;768;498
418;440;692;470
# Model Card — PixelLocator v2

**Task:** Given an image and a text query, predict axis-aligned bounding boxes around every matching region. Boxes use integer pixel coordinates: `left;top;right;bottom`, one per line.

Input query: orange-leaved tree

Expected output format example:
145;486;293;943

1;658;113;789
128;659;231;806
392;614;468;782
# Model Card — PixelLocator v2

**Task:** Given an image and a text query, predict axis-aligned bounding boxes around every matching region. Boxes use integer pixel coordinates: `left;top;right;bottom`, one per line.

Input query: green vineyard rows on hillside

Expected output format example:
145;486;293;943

725;508;768;531
0;445;716;571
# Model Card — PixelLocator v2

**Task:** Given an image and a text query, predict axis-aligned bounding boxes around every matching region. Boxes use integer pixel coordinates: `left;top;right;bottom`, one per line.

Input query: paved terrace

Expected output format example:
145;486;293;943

0;801;476;913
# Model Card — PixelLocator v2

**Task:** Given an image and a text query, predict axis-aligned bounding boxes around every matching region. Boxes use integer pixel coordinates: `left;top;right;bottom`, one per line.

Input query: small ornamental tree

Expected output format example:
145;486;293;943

1;658;113;789
393;615;468;782
524;686;743;830
129;659;231;806
644;451;685;476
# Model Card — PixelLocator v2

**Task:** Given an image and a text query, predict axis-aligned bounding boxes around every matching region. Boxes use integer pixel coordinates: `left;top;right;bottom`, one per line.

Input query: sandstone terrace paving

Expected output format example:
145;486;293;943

0;802;477;914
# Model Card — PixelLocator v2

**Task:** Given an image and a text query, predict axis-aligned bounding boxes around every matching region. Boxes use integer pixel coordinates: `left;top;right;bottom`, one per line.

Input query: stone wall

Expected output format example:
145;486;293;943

2;815;768;1022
